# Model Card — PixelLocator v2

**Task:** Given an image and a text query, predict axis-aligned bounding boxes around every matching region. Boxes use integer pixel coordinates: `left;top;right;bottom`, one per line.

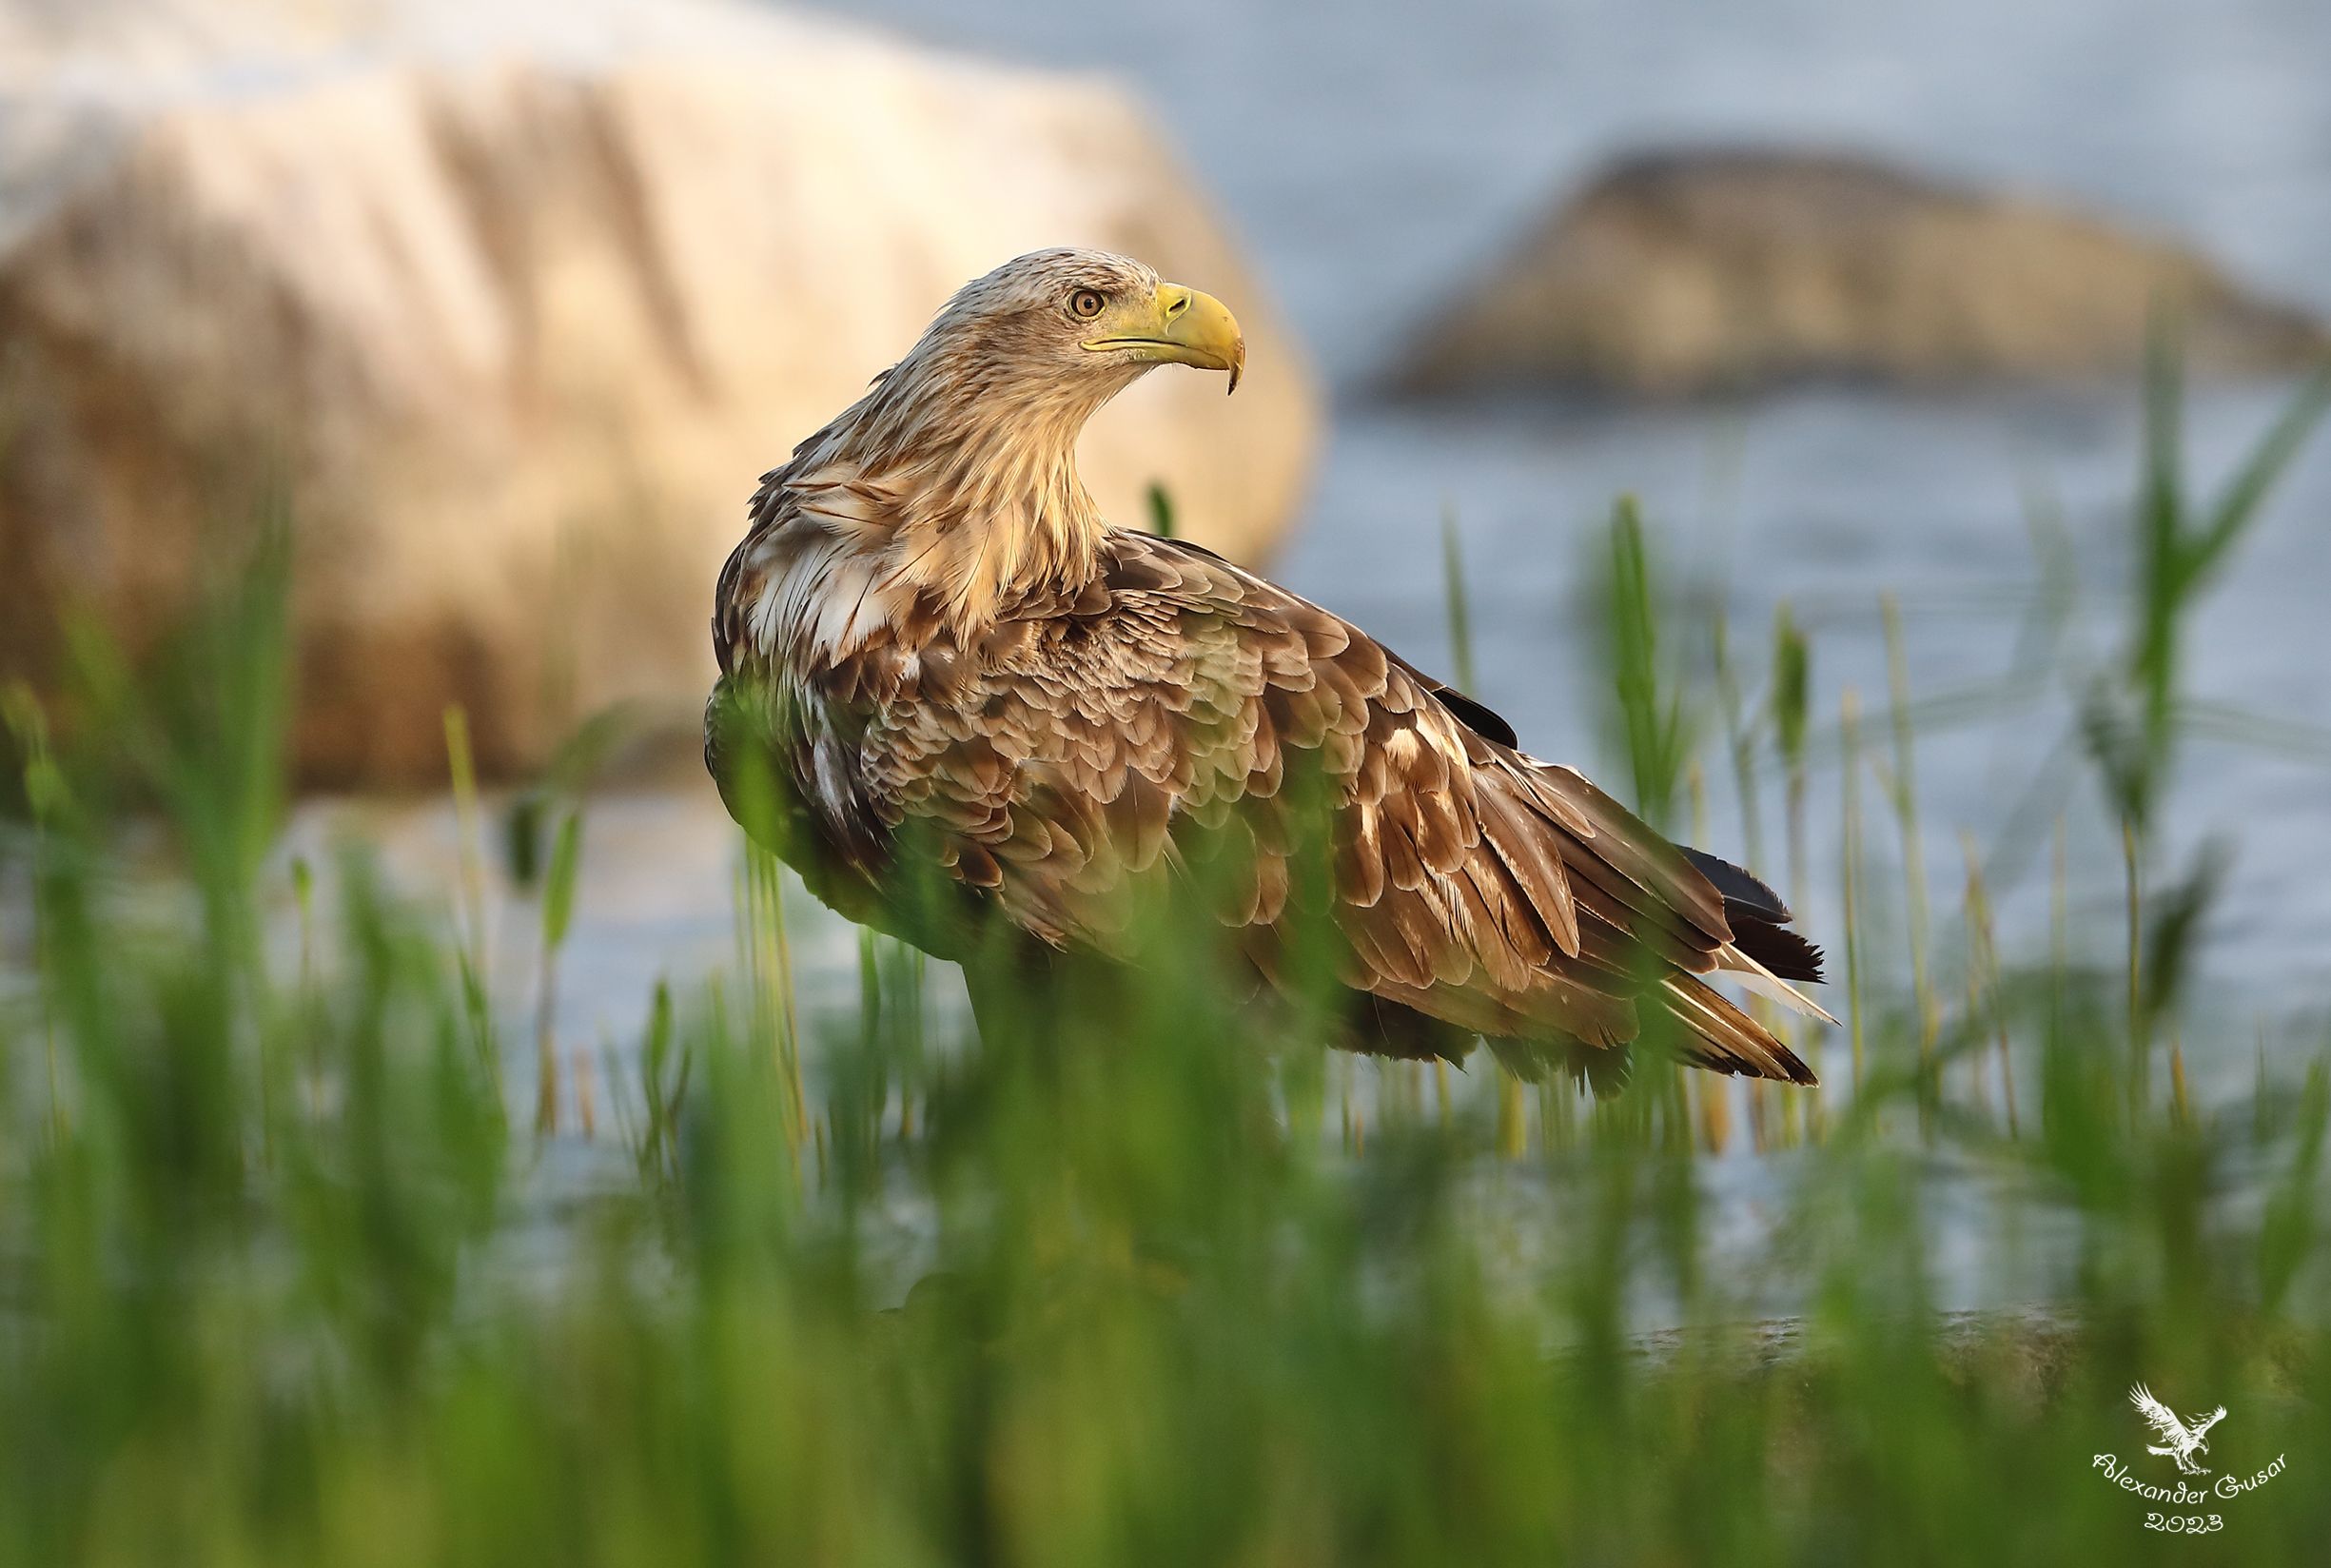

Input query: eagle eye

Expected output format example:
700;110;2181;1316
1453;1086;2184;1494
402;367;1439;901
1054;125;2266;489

1068;288;1107;321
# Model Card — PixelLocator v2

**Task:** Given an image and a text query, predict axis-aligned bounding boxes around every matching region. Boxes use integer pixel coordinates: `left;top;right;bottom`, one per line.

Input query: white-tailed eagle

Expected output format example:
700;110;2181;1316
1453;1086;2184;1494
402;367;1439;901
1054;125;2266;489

709;248;1825;1086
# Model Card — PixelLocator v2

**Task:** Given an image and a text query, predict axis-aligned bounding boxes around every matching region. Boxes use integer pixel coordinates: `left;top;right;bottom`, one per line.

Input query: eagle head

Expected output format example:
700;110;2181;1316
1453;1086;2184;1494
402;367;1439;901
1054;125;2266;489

749;248;1249;642
913;248;1245;404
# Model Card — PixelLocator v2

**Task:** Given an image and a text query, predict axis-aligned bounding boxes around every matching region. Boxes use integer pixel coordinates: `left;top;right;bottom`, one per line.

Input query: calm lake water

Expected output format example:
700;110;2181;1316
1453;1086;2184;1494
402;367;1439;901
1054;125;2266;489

33;0;2331;1132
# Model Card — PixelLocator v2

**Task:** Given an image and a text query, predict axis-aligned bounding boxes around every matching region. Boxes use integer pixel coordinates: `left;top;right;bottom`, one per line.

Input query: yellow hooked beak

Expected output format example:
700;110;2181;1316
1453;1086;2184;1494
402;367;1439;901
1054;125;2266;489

1082;281;1246;394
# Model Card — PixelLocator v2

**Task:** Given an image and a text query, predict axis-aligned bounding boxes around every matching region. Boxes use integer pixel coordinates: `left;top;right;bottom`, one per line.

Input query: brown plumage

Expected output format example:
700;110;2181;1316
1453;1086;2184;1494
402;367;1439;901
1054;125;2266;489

709;248;1825;1087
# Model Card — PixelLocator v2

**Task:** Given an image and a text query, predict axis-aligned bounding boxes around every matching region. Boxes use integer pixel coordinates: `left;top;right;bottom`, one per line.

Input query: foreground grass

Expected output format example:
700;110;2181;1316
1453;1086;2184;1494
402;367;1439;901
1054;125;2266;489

3;362;2330;1564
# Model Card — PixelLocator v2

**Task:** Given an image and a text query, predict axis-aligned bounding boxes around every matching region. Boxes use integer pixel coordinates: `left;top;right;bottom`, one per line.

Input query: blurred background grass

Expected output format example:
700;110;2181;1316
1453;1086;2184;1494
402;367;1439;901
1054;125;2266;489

7;0;2331;1560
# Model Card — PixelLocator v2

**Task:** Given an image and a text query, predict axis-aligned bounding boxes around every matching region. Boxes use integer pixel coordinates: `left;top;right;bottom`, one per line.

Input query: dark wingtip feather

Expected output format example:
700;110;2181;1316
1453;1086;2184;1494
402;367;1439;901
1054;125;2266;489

1731;918;1826;983
1680;846;1827;984
1680;846;1792;923
1766;1043;1821;1087
1684;1036;1819;1086
1434;688;1519;748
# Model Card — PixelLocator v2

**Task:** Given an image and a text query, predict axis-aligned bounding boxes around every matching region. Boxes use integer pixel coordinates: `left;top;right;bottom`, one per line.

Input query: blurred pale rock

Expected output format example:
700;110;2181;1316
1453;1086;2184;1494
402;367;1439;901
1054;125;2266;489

1393;147;2331;398
0;0;1319;785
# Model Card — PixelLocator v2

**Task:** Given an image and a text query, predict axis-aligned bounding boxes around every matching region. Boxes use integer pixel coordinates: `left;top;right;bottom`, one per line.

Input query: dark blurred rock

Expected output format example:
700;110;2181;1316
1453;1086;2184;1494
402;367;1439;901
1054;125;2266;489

1392;147;2331;399
0;0;1319;787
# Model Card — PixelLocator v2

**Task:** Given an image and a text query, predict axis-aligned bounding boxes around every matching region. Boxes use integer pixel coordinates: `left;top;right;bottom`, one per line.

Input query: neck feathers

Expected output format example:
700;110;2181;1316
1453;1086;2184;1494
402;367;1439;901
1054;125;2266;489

773;337;1137;651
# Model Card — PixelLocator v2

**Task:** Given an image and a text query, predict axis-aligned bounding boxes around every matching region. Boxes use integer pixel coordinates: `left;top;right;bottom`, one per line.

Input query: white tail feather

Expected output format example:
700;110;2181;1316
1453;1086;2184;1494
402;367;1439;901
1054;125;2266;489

1716;944;1842;1027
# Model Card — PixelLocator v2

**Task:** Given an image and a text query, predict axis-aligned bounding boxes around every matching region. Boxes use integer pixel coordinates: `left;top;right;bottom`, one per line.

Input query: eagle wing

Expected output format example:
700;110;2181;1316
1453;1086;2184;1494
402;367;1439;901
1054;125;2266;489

2129;1385;2189;1445
742;530;1816;1083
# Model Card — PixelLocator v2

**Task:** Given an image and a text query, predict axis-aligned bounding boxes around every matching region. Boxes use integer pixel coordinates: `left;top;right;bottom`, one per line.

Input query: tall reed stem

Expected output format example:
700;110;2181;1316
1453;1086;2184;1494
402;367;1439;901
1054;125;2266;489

1839;687;1867;1096
1881;596;1937;1130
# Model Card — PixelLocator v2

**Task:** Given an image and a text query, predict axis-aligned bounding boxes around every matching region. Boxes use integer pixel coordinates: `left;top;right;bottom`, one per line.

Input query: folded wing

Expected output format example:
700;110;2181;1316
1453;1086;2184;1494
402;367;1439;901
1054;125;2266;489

743;530;1823;1085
